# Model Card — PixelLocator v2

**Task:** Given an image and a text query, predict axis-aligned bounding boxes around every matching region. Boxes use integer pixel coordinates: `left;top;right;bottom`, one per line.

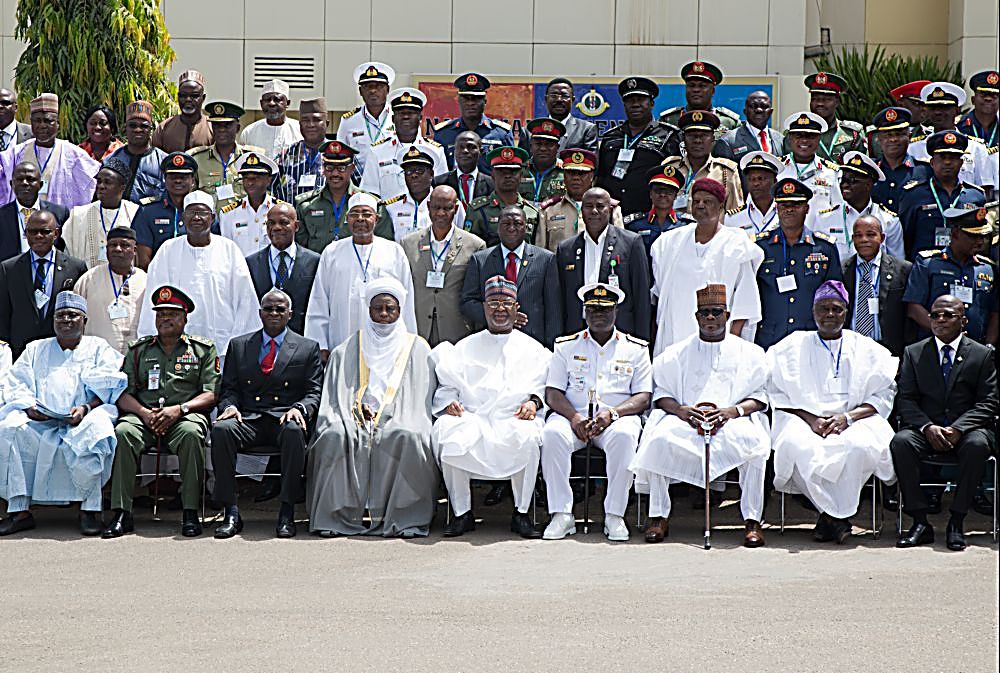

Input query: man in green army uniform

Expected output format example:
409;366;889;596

465;146;541;247
783;72;867;162
103;285;220;539
518;117;567;205
294;140;361;253
189;101;261;210
659;61;741;139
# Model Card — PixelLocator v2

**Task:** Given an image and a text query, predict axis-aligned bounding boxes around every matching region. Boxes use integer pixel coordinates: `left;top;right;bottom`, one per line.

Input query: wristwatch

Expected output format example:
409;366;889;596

609;407;620;422
180;403;191;414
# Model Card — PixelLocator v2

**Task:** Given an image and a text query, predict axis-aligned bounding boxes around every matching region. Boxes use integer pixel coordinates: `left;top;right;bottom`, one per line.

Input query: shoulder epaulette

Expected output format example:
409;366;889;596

370;136;393;148
434;119;453;131
623;212;645;224
716;106;741;121
381;194;406;206
242;144;266;154
902;179;923;191
294;188;322;206
128;335;156;349
713;157;738;171
821;158;839;171
139;195;159;206
341;106;361;119
814;231;836;244
988;145;999;155
840;120;864;132
423;138;442;147
974;254;995;265
909;134;926;143
967;135;985;145
187;334;215;348
962;182;986;193
726;205;746;216
0;339;7;346
492;119;511;131
754;230;772;242
188;145;210;155
220;200;241;214
625;334;648;347
539;195;562;210
555;333;581;343
880;206;897;217
818;204;841;215
468;194;492;210
918;249;943;258
660;106;683;117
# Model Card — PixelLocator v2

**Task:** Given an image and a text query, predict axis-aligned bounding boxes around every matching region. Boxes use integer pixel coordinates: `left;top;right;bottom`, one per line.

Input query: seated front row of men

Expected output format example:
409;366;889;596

0;275;995;551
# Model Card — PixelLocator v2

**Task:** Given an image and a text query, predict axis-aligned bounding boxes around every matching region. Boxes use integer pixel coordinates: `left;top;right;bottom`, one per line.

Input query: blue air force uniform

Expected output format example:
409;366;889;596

433;73;515;175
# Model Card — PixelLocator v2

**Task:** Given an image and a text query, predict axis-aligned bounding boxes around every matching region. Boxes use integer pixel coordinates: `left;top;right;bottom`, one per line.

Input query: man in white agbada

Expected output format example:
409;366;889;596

0;292;126;537
432;275;549;539
631;283;770;547
651;176;763;354
768;279;897;544
305;192;416;362
138;190;259;367
238;79;302;160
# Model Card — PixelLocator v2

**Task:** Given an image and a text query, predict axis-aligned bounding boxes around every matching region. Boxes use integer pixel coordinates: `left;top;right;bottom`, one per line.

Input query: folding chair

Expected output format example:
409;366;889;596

895;454;998;543
134;444;203;522
634;470;749;530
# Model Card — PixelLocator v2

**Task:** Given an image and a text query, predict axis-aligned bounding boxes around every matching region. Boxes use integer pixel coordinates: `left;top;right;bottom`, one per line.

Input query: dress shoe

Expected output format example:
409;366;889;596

604;514;629;542
543;512;576;540
896;522;934;548
0;513;36;536
813;513;835;542
484;483;509;506
882;488;899;512
181;509;202;537
925;489;942;514
443;511;475;537
644;516;669;543
743;519;765;548
972;492;994;517
101;510;134;539
214;513;243;539
946;521;966;551
831;517;853;544
510;512;542;539
254;477;282;503
79;511;103;536
276;516;297;538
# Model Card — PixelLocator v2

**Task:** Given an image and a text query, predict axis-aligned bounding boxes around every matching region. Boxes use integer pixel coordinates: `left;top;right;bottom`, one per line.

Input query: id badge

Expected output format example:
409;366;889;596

776;274;797;293
867;297;879;315
34;289;48;309
298;173;317;188
951;283;974;304
934;227;951;247
147;366;161;391
673;192;689;211
426;270;445;288
611;162;629;179
108;302;129;321
216;183;236;200
608;274;620;289
98;244;108;262
617;149;635;163
39;179;49;196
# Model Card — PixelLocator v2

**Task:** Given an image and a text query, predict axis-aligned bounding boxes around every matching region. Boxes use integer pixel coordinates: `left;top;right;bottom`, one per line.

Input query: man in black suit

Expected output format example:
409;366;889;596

892;295;999;551
518;78;599;153
245;203;320;336
0;88;33;150
842;215;913;356
0;162;69;261
555;187;651;340
461;205;561;347
719;90;783;188
211;288;323;539
0;210;86;358
432;130;494;207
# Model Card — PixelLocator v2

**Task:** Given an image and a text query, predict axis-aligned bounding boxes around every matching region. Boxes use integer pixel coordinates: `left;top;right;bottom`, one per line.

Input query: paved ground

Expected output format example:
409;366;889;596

2;487;997;673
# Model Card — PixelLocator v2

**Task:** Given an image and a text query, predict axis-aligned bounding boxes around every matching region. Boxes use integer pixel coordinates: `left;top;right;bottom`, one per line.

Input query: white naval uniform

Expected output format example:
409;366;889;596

808;200;905;261
336;105;395;175
725;197;778;239
217;194;281;257
909;135;998;189
381;191;465;242
778;155;843;213
541;329;652;518
360;135;449;199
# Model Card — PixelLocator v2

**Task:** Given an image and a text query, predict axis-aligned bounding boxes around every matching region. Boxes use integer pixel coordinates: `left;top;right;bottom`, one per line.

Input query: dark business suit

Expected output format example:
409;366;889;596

461;243;562;347
842;252;913;356
519;116;599;153
0;200;70;262
211;329;324;507
890;336;998;516
433;170;494;201
720;123;784;189
245;245;320;336
555;226;651;341
0;249;87;357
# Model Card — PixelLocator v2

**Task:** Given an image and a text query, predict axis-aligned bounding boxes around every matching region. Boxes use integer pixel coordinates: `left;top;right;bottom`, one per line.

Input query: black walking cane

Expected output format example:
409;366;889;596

152;397;165;520
697;402;717;550
583;388;595;534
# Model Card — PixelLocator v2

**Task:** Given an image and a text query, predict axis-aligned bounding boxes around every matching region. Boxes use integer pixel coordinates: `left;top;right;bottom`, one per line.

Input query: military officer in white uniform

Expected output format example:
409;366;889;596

541;283;653;542
336;62;396;177
777;111;843;213
217;151;285;257
726;151;781;237
378;147;463;241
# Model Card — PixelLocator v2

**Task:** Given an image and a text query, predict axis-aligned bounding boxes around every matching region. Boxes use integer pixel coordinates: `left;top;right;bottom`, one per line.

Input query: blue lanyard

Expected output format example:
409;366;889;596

109;266;132;302
328;191;348;237
748;203;777;234
304;147;320;172
33;143;55;175
778;227;791;274
99;205;121;236
269;247;293;278
623;125;648;150
855;258;880;293
219;152;232;182
353;241;372;281
32;249;55;291
972;115;998;145
929;181;961;214
430;235;452;272
172;206;181;237
364;109;388;144
533;165;554;201
817;334;843;378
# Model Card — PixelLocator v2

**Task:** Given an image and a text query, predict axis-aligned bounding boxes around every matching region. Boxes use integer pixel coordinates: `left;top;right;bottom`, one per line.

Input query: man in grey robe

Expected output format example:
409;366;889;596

306;277;438;537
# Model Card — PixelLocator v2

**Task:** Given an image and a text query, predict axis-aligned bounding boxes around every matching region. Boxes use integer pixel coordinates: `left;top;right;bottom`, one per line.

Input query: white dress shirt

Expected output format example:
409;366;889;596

583;225;608;285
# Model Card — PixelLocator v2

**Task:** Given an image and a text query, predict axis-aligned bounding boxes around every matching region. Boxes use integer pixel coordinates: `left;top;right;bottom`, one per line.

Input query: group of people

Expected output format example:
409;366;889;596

0;59;996;551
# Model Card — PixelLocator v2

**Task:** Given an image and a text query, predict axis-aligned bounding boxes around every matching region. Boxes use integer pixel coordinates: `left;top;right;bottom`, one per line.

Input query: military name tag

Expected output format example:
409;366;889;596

299;174;317;188
216;183;236;200
107;302;129;321
776;274;797;293
147;366;161;390
426;270;445;288
617;149;635;163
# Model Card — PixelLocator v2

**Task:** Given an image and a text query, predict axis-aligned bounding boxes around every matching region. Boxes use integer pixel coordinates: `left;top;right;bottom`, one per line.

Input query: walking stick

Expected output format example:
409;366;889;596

583;388;595;534
152;397;165;521
696;402;717;550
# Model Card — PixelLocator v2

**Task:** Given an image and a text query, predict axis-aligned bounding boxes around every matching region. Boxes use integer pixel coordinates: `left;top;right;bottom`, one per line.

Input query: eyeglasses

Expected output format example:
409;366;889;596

695;307;726;318
323;164;351;173
25;228;56;236
929;311;960;320
403;168;429;177
485;300;516;310
260;306;289;314
547;93;573;101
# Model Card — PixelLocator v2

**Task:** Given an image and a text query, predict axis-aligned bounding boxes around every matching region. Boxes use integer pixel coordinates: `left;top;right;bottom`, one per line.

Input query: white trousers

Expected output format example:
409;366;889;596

541;415;641;517
441;444;539;516
646;461;765;521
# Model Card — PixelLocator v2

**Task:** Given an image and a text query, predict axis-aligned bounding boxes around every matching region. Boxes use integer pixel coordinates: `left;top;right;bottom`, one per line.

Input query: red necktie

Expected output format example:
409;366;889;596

460;173;472;203
758;129;769;153
505;251;518;283
261;338;277;375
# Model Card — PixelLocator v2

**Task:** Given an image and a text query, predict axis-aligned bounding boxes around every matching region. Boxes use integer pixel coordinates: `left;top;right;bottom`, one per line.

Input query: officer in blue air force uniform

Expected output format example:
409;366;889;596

433;73;515;176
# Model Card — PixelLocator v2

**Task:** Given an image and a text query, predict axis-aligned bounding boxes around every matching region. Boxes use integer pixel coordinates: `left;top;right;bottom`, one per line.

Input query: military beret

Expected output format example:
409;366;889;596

889;80;930;102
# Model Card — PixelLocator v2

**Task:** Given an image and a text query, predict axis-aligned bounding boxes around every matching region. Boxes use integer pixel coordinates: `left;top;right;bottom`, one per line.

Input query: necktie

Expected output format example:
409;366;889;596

275;251;289;288
505;251;518;283
33;257;47;291
0;132;10;152
261;338;277;375
855;261;876;338
940;344;953;383
758;129;769;153
460;174;472;203
21;207;34;222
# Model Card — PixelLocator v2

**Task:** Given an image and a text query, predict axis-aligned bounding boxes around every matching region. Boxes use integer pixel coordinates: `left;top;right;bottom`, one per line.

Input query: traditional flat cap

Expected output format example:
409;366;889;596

578;282;625;306
805;71;847;95
161;151;198;174
920;82;966;107
681;61;723;84
354;62;395;86
739;150;782;175
100;156;133;184
618;76;659;99
944;204;993;235
399;146;435;169
889;80;930;102
813;280;849;305
389;87;426;110
840;151;886;182
559;148;597;172
647;164;684;190
178;70;205;87
183;190;216;213
126;100;154;123
692;177;726;203
678;110;720;133
54;291;87;314
454;72;491;96
926;130;970;154
871;107;911;132
696;283;728;308
106;226;136;241
527;117;566;143
784;111;828;134
486;146;529;170
261;79;290;98
233;151;278;175
299;97;328;115
484;275;517;300
772;177;813;202
348;192;379;212
152;285;195;313
321;139;358;164
29;93;59;114
205;101;244;122
969;70;1000;94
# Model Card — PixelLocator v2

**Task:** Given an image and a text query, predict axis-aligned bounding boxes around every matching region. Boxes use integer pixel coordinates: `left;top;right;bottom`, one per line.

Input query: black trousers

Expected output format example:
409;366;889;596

211;416;306;507
890;427;992;517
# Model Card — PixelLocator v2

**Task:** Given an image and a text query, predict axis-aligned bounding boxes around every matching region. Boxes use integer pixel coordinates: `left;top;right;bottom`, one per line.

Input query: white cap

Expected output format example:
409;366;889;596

783;111;828;134
365;276;407;306
388;87;427;108
261;79;290;98
348;192;379;212
841;150;886;182
920;81;966;106
183;190;216;214
232;151;279;175
576;282;625;305
739;150;783;174
353;62;395;87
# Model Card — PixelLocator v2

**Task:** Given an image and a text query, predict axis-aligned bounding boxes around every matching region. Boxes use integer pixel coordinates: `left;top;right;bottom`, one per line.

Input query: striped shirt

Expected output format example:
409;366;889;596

274;140;326;203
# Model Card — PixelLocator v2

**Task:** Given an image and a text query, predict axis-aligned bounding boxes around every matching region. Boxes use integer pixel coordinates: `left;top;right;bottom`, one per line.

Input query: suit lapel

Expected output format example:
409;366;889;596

844;257;857;315
878;257;893;305
600;226;617;281
517;244;532;288
269;332;296;380
945;336;971;396
487;245;505;278
569;233;585;288
443;230;463;274
919;339;946;391
45;252;71;318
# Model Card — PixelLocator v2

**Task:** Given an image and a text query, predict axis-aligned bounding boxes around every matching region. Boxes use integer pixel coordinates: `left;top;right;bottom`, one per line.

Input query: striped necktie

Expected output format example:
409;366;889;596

855;260;876;338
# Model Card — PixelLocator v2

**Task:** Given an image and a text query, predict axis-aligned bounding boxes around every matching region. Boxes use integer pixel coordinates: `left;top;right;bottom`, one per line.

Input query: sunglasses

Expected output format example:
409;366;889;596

695;307;726;318
929;311;960;320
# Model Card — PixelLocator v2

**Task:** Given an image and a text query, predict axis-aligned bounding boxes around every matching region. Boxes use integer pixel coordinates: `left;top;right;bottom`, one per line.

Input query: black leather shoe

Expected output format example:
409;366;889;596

510;512;542;539
946;521;966;551
925;489;942;514
214;513;243;539
832;518;853;544
882;489;899;512
813;514;835;542
443;511;475;537
483;483;509;506
972;492;994;517
181;509;202;537
0;513;36;536
276;516;297;538
101;510;134;539
79;511;103;536
254;477;282;503
896;522;934;548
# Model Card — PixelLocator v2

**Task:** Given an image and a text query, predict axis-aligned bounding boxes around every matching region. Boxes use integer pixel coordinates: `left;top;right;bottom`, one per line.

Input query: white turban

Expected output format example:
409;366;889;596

348;192;379;213
183;190;216;214
362;276;409;411
365;276;407;308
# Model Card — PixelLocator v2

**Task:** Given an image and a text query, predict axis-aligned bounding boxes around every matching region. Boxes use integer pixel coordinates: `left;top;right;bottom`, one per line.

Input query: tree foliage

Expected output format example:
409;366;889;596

812;46;963;125
14;0;177;142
